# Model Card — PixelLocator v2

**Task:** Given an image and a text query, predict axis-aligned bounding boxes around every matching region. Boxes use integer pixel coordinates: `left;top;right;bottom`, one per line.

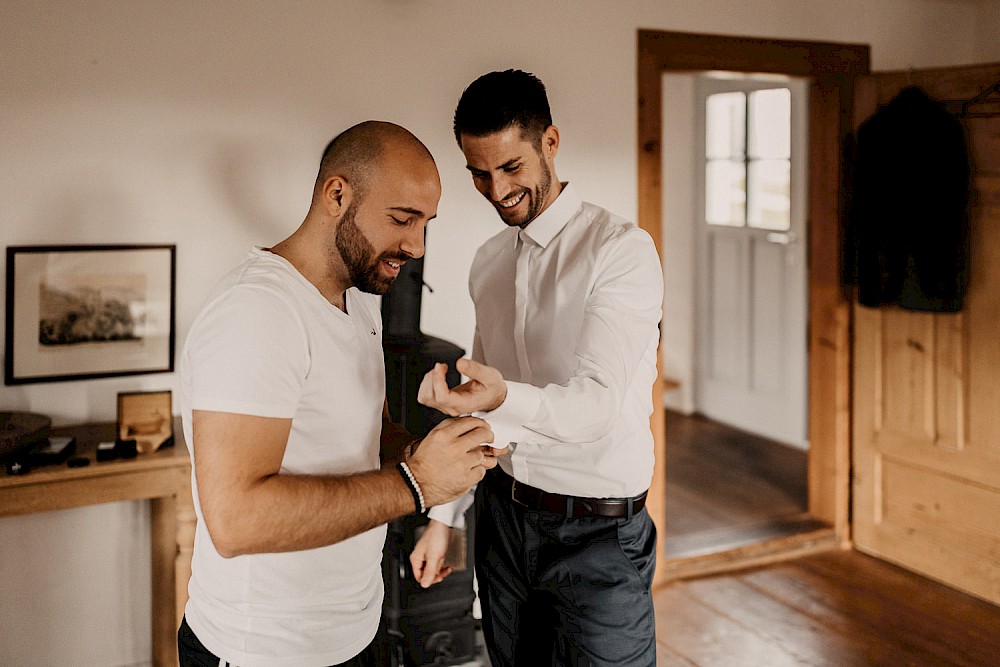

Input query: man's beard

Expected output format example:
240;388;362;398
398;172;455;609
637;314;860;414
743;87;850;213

335;202;403;295
497;155;553;228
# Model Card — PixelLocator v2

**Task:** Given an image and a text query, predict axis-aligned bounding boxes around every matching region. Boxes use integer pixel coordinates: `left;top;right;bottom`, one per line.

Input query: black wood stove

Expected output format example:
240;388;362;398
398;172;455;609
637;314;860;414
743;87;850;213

380;253;481;666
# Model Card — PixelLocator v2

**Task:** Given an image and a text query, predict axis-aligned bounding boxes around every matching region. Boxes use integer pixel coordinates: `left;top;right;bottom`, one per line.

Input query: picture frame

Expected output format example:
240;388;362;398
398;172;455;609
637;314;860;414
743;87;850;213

5;244;176;385
117;390;174;454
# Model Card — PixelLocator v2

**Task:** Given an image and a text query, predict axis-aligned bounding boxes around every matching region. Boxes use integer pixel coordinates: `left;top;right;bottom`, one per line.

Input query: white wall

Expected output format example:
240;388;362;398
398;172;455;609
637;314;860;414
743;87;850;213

661;74;698;415
1;1;996;664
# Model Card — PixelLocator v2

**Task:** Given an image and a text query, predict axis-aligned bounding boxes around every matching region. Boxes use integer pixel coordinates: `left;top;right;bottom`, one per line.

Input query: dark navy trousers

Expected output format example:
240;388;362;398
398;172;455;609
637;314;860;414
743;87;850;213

474;470;658;666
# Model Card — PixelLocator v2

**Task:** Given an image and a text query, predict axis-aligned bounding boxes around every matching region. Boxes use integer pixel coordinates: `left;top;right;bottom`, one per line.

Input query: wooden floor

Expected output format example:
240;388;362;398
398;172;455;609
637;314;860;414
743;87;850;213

654;412;1000;665
653;548;1000;666
663;410;819;558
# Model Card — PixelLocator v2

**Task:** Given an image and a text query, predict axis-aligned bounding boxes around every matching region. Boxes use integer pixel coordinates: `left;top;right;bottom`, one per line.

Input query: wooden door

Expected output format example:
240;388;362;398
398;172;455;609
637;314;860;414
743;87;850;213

852;64;1000;605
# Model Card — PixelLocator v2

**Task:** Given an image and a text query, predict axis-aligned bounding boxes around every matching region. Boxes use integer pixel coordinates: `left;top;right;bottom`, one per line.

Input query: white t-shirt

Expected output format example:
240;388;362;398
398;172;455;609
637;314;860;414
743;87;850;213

179;247;387;667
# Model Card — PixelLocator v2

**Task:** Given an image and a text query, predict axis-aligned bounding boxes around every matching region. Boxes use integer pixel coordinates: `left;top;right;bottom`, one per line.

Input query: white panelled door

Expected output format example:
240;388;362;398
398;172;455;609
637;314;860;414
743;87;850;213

695;75;809;448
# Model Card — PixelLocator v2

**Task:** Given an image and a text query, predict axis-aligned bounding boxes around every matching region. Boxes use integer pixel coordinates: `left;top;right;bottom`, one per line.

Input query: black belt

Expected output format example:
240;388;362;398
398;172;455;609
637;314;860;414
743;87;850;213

488;468;647;520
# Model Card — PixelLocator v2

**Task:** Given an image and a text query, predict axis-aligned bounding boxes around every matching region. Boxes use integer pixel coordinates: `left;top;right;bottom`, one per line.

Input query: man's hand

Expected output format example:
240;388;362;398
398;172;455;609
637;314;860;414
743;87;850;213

410;519;454;588
417;358;507;416
406;415;503;507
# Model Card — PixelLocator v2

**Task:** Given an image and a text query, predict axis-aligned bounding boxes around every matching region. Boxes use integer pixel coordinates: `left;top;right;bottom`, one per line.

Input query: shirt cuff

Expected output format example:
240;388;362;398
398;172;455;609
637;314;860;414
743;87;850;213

477;381;543;449
427;490;475;529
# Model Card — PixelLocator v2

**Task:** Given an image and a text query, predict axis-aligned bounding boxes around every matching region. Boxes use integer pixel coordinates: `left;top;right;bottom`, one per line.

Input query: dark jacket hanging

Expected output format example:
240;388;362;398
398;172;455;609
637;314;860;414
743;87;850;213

846;85;971;312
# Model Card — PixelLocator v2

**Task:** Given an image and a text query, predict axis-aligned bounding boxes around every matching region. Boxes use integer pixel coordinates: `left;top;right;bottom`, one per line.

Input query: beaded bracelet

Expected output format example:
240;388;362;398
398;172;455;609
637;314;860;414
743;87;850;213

396;461;427;515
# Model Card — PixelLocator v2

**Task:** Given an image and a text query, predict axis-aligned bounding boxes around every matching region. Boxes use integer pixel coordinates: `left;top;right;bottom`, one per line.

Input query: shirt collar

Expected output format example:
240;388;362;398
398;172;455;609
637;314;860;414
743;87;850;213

518;182;580;249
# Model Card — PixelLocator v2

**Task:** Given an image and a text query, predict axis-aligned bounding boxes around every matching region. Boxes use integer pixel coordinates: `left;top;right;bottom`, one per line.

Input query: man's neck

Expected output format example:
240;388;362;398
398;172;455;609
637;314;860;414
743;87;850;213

268;235;350;312
520;180;566;229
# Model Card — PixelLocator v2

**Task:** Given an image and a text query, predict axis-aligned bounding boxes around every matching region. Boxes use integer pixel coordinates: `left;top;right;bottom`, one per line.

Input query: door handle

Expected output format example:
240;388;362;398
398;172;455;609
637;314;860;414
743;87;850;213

765;232;796;245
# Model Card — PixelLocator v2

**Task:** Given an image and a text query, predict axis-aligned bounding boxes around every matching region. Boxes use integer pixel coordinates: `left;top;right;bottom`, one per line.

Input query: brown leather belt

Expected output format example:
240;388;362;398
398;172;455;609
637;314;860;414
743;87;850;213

489;468;647;520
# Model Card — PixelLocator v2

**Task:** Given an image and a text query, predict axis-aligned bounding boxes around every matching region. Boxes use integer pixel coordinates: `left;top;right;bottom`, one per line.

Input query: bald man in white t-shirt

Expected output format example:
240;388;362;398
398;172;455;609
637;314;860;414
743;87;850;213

178;121;502;667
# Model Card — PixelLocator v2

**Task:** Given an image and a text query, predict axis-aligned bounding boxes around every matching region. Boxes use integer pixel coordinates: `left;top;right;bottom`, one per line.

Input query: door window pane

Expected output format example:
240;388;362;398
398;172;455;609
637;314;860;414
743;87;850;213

747;88;791;229
706;92;746;159
748;159;790;230
749;88;790;159
705;92;747;226
706;159;746;226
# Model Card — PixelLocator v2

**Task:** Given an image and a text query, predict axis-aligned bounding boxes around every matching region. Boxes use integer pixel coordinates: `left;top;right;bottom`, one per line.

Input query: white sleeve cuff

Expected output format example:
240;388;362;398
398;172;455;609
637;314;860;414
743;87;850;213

427;489;475;529
477;381;542;448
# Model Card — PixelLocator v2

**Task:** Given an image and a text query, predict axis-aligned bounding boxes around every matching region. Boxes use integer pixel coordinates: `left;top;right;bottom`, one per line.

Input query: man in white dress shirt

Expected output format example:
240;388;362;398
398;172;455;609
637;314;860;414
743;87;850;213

411;70;662;666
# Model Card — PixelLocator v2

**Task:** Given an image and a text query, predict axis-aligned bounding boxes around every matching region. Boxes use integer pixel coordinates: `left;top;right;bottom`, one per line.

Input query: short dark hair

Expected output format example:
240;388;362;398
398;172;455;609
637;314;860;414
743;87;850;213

453;69;552;148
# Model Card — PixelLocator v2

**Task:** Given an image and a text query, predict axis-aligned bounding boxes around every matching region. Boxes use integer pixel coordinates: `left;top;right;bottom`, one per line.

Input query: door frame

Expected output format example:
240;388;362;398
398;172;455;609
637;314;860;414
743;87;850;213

638;30;870;586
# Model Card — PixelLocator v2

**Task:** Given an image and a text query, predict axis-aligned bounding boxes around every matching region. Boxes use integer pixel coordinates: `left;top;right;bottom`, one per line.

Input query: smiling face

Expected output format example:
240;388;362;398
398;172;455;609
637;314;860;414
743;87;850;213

334;199;402;295
328;145;440;295
460;125;560;228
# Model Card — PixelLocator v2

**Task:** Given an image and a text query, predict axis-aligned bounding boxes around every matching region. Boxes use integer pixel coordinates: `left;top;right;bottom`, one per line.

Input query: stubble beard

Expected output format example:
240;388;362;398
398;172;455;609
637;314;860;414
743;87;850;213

334;202;401;295
497;155;553;228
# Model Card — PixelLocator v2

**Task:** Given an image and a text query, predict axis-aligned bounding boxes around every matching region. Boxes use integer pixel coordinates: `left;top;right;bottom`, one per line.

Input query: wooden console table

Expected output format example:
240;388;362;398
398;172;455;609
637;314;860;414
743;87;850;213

0;417;195;667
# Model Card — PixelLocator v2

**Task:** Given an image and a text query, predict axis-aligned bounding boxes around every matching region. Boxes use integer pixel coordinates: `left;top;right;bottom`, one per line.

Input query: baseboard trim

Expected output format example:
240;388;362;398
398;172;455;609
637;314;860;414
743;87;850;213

655;522;840;587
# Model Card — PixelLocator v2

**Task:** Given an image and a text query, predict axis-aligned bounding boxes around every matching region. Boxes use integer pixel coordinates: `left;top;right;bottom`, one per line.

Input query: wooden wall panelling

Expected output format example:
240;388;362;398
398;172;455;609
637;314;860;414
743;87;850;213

851;63;1000;605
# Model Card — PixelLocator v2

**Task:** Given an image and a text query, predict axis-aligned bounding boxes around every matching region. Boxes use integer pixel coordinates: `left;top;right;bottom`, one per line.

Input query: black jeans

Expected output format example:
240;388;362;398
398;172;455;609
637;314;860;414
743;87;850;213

177;615;386;667
475;471;658;667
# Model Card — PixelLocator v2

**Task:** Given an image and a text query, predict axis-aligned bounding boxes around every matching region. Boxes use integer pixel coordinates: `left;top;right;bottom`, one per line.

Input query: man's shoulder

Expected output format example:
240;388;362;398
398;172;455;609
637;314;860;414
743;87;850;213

575;201;653;249
194;255;306;336
473;227;518;265
212;253;303;303
577;200;628;228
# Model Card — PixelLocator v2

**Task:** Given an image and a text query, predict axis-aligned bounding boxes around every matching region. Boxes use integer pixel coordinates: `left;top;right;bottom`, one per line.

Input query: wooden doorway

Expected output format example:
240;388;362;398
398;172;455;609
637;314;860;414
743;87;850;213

638;31;869;586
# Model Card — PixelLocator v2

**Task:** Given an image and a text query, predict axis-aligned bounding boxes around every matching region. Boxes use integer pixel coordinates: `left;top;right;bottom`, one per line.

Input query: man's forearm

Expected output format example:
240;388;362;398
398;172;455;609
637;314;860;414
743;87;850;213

205;466;417;558
194;410;496;557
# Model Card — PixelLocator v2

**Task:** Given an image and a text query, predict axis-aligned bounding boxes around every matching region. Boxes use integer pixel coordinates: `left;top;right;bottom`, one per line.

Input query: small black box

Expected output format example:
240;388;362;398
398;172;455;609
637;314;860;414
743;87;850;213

115;438;138;459
27;436;76;467
96;441;118;462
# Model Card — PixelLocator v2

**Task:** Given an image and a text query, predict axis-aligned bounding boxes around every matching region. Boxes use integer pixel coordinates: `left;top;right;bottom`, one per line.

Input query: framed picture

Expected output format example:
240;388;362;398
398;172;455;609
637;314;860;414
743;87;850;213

5;244;176;385
117;390;174;454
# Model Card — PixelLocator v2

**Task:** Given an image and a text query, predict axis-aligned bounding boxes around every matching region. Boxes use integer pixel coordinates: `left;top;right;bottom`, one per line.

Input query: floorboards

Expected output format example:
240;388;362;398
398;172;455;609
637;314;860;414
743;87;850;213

655;411;1000;665
663;410;813;557
653;549;1000;666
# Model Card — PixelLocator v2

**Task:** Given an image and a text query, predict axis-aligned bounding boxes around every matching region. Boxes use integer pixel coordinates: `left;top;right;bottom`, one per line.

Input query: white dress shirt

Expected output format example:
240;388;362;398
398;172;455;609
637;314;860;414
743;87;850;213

428;183;663;528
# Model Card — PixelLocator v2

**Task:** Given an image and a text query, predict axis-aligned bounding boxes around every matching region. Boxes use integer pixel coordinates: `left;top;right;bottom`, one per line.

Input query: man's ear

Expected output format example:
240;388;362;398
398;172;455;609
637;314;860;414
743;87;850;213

321;175;352;217
541;125;560;160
